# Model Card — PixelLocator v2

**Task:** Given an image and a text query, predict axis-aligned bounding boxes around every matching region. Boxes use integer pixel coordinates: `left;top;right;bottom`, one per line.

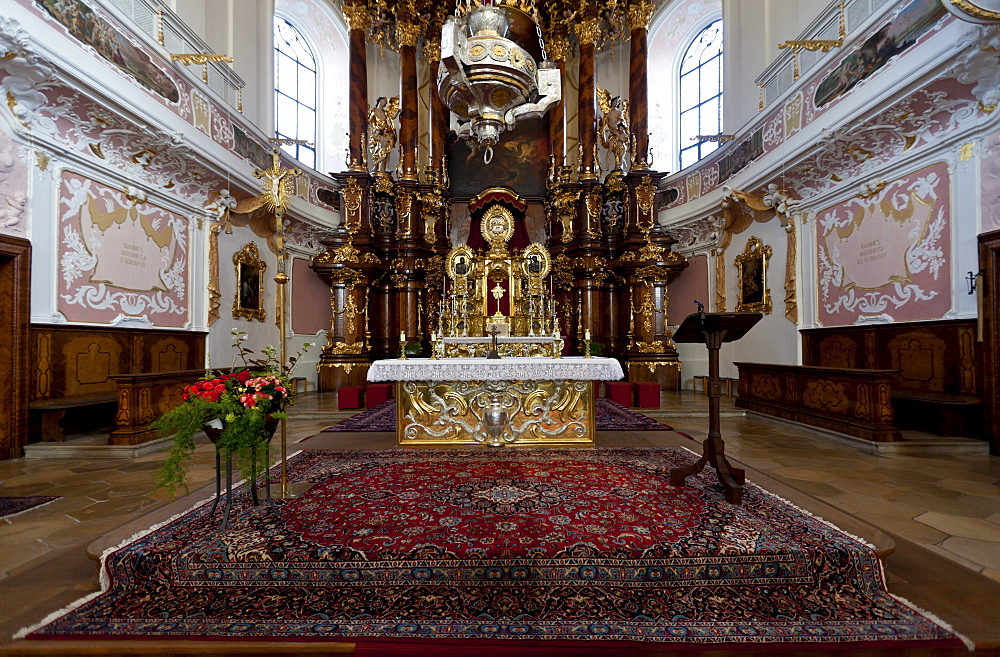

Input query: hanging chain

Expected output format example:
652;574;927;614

530;0;549;62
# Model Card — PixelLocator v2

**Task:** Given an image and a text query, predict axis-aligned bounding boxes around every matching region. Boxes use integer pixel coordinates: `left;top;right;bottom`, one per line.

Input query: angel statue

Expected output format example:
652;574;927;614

597;87;630;172
367;96;400;173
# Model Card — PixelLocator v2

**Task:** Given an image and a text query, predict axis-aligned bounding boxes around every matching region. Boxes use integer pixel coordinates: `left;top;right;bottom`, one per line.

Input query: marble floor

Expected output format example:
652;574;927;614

1;390;999;651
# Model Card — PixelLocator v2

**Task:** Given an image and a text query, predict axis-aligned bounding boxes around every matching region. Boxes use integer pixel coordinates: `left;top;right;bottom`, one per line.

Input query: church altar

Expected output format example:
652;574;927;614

368;357;624;447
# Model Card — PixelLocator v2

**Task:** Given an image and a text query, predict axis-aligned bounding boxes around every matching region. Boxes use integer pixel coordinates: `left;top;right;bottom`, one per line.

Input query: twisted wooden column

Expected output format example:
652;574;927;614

576;17;599;181
628;1;654;169
398;22;420;182
342;2;369;171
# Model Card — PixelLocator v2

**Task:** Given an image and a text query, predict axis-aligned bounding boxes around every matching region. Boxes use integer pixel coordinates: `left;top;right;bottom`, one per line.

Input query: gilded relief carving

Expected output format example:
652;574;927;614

208;224;221;326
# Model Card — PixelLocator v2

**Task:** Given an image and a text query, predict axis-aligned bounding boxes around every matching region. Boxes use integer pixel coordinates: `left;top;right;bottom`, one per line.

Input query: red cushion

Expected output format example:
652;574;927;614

635;381;660;408
605;381;632;407
366;383;392;407
338;386;363;410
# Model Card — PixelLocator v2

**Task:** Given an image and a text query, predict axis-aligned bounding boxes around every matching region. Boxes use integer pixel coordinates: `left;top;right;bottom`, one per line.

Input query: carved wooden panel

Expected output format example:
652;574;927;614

801;319;982;398
888;331;947;393
735;362;901;443
28;325;206;445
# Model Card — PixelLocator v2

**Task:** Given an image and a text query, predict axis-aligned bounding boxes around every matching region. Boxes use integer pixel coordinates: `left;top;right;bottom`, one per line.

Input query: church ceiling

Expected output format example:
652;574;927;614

333;0;658;58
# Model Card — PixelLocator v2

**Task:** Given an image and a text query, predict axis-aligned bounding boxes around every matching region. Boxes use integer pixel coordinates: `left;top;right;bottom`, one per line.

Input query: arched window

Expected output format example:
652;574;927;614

273;17;316;168
678;20;723;170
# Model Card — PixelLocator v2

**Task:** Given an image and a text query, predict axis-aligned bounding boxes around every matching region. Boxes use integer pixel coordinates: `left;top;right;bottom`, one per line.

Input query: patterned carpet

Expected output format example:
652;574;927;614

0;496;60;519
23;448;960;649
322;398;675;433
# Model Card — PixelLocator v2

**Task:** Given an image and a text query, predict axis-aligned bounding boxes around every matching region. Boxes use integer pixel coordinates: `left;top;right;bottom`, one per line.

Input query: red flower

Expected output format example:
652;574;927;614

236;370;252;382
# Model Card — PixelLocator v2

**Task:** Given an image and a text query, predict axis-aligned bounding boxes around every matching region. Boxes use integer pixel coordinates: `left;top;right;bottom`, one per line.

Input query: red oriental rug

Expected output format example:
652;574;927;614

321;398;676;433
21;447;962;651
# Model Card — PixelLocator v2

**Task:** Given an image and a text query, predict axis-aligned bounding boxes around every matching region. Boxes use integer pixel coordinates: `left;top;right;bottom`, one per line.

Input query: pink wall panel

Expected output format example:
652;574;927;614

291;257;330;335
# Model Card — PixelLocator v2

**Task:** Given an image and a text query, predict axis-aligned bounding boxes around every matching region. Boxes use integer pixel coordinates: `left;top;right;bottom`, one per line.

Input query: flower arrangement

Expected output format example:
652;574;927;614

153;330;312;495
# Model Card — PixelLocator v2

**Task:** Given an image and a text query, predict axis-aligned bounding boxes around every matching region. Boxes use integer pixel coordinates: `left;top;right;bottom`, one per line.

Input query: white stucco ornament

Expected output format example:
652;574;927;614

0;18;55;126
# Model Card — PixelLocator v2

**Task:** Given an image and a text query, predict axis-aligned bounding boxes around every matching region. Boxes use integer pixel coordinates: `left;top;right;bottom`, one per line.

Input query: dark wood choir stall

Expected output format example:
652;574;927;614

28;325;206;445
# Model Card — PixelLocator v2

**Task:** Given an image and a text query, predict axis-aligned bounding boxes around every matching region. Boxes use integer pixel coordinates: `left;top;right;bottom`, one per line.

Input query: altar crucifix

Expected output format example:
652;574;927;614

486;325;501;359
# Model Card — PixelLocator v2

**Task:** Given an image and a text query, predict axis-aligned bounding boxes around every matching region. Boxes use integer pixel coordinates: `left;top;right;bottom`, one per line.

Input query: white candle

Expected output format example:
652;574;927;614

400;331;406;343
585;329;591;341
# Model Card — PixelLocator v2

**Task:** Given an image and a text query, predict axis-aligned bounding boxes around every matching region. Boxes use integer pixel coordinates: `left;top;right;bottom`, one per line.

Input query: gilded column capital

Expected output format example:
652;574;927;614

575;18;601;46
341;4;370;32
546;33;572;62
628;0;655;30
396;22;421;48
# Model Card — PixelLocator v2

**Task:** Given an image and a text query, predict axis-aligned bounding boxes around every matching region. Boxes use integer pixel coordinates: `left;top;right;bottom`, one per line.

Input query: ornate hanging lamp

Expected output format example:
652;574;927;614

437;0;561;163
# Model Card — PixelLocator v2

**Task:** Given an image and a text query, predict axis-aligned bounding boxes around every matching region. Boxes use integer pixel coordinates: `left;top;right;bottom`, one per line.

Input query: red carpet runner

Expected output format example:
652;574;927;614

24;447;961;650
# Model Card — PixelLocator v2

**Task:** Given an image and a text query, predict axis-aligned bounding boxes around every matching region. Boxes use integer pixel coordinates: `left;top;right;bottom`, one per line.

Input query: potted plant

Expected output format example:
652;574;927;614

152;329;312;495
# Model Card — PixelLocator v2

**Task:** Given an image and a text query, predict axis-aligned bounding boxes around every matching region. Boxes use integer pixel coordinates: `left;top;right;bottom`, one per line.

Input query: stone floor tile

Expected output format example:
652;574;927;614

922;543;985;573
67;496;157;522
938;536;1000;570
981;568;1000;585
915;512;1000;541
768;466;836;483
829;493;925;519
892;493;1000;518
869;466;943;483
772;479;844;499
850;511;950;545
938;479;1000;498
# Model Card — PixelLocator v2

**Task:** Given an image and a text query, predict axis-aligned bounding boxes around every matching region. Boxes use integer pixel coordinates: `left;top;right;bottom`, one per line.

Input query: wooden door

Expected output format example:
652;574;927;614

0;235;30;460
979;230;1000;455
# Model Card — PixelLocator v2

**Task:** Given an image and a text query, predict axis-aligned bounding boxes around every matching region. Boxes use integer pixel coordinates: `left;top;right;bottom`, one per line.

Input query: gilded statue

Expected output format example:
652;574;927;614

367;96;400;173
597;87;630;172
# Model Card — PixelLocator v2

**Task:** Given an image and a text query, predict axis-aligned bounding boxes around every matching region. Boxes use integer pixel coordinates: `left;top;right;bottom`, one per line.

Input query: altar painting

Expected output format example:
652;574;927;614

816;161;950;326
34;0;180;103
447;118;550;199
58;172;189;327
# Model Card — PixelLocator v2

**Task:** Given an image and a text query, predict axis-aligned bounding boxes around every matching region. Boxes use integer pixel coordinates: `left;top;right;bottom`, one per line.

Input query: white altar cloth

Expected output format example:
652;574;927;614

367;357;624;382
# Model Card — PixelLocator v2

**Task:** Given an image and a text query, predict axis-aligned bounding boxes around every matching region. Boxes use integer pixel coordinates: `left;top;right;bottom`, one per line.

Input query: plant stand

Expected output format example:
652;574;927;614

205;416;280;531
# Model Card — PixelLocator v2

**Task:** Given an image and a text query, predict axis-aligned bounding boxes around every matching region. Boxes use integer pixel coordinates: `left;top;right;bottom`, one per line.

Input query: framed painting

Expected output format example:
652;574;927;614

735;237;772;314
233;242;267;321
446;117;550;199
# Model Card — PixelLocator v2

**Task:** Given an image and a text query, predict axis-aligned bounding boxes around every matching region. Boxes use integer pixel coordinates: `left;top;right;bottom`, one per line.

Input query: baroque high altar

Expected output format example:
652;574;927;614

310;0;688;389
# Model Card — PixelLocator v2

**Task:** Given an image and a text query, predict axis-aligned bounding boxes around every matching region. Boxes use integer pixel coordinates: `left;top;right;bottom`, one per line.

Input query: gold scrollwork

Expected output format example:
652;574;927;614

950;0;1000;20
636;341;665;353
341;178;363;233
639;287;654;334
326;342;364;355
635;175;656;219
395;193;413;238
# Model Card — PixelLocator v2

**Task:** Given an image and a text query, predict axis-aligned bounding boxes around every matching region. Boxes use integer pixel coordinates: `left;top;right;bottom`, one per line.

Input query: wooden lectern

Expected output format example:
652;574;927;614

670;310;762;504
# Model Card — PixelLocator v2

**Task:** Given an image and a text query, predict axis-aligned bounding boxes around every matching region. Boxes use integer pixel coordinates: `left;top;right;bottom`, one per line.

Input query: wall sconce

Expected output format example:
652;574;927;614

967;270;983;295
